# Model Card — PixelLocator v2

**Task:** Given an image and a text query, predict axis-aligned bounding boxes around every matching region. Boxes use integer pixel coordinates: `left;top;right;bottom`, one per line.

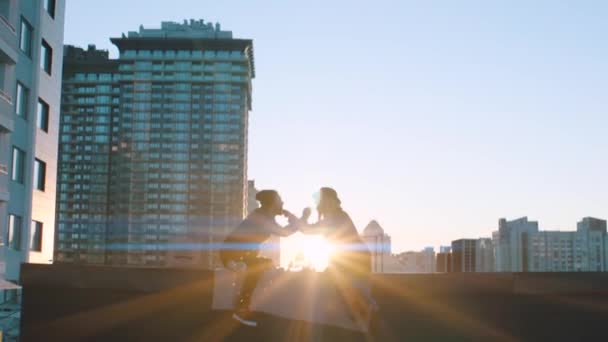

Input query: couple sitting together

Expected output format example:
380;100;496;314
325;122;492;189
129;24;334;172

221;187;377;327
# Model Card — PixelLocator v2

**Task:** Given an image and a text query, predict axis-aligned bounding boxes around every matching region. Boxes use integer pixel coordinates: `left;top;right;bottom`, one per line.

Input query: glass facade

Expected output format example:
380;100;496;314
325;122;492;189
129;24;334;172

56;62;117;265
56;24;254;268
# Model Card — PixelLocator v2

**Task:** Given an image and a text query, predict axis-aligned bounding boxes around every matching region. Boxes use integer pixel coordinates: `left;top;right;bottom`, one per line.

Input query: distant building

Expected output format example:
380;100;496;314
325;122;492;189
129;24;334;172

527;231;576;272
527;217;607;272
494;217;539;272
398;247;435;273
475;238;494;272
576;217;607;271
56;20;255;269
493;216;607;272
361;220;391;273
451;239;476;272
436;246;452;272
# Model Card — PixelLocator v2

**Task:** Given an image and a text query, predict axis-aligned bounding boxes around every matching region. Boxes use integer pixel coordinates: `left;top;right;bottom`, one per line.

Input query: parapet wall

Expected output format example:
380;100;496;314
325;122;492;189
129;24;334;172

20;264;608;341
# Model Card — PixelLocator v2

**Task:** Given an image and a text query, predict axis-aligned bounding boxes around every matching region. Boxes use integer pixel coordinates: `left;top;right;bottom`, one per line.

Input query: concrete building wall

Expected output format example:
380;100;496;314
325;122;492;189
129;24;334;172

1;0;65;281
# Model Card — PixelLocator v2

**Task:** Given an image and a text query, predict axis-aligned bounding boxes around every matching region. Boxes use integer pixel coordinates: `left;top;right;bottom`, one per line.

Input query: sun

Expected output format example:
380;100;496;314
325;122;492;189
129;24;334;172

281;233;333;272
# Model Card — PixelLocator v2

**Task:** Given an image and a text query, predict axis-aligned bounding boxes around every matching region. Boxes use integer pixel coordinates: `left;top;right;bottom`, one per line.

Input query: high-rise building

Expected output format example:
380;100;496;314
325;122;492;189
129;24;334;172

436;246;451;272
475;238;494;272
56;20;254;269
0;0;65;283
527;230;576;272
494;217;539;272
491;216;607;272
361;220;391;273
527;217;607;272
576;217;607;271
451;239;476;272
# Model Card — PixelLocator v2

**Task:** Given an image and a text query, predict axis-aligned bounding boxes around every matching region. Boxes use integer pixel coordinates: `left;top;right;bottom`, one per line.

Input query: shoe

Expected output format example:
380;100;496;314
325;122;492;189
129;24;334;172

232;312;257;327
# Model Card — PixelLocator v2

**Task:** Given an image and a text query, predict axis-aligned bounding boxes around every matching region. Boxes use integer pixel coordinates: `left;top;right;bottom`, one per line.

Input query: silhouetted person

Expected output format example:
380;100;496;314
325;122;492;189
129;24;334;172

220;190;299;326
300;187;377;328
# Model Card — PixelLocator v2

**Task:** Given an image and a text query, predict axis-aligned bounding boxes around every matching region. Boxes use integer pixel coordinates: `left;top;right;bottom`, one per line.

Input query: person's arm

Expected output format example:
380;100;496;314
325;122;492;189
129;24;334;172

264;211;299;237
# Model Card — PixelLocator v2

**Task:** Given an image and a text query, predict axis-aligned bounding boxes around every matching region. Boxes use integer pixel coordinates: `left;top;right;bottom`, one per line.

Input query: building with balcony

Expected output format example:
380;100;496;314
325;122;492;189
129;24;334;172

0;0;65;283
56;20;254;269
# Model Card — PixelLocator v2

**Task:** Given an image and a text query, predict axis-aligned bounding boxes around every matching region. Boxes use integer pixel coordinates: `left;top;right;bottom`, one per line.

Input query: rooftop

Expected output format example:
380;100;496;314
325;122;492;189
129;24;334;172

20;264;608;341
125;19;233;39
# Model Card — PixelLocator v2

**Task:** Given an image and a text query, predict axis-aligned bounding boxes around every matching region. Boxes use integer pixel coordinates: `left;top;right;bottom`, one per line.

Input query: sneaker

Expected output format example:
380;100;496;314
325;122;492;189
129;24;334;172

232;312;257;327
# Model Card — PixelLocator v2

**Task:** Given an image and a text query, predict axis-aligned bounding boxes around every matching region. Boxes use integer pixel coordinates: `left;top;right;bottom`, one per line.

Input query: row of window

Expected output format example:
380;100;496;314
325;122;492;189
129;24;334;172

120;73;247;82
120;61;248;71
7;214;43;252
16;82;50;131
120;49;245;60
11;147;46;191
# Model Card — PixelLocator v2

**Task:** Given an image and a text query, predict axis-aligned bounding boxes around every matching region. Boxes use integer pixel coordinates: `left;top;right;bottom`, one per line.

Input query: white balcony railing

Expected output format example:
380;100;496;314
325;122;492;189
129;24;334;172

0;163;8;175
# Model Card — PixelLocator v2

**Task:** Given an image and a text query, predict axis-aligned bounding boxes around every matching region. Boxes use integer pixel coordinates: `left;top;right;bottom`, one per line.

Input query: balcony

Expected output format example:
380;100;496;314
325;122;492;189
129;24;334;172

0;12;17;65
20;264;608;341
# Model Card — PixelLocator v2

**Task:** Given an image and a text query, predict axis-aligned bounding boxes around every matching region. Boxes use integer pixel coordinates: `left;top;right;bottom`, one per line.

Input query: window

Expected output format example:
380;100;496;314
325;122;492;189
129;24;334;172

37;99;49;132
19;18;32;57
11;147;25;183
41;40;53;75
30;221;43;252
16;82;28;118
34;159;46;191
8;215;22;251
44;0;56;18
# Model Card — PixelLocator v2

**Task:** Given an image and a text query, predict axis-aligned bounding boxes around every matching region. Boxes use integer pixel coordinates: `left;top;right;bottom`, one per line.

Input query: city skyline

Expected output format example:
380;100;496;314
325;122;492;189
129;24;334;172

63;0;608;252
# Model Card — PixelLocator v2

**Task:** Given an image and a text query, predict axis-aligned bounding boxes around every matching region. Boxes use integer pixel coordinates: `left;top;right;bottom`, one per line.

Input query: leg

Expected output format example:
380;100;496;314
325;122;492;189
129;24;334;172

237;256;273;311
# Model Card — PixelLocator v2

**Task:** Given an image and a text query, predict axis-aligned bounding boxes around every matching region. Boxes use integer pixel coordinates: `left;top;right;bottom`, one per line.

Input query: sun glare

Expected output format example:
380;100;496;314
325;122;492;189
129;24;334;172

282;233;333;272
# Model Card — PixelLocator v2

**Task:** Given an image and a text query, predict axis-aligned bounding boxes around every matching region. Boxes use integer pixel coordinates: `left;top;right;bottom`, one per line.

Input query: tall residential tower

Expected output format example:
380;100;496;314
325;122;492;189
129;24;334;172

56;20;254;269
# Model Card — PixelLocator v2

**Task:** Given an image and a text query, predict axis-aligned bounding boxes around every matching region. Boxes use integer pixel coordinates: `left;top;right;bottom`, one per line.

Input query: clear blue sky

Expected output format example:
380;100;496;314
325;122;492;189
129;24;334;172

65;0;608;252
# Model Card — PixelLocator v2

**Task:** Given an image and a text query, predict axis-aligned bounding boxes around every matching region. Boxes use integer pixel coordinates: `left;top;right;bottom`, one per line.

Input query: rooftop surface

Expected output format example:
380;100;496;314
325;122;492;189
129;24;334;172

20;264;608;341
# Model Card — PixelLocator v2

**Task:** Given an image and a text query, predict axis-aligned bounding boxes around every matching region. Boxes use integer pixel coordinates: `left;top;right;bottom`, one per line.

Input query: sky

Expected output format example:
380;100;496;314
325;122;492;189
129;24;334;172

64;0;608;252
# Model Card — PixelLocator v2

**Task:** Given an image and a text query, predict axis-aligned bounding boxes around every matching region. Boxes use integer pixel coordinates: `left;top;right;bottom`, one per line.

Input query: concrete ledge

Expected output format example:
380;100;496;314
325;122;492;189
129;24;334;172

20;264;608;341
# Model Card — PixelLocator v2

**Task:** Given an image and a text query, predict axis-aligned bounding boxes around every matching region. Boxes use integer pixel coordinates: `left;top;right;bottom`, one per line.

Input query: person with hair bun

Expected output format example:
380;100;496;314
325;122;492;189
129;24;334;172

300;187;378;329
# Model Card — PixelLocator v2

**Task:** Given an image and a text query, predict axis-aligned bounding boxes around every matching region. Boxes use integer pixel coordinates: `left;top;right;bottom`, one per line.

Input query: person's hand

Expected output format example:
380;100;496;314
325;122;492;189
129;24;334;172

301;207;312;222
282;209;298;225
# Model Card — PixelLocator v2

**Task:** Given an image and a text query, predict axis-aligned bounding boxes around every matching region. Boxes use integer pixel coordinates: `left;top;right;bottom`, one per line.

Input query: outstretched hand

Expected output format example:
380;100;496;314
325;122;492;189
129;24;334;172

301;207;312;222
282;210;298;225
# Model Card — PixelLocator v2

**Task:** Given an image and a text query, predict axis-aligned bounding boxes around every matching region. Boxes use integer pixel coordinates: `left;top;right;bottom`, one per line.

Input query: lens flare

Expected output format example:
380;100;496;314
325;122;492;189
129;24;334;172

282;233;333;272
